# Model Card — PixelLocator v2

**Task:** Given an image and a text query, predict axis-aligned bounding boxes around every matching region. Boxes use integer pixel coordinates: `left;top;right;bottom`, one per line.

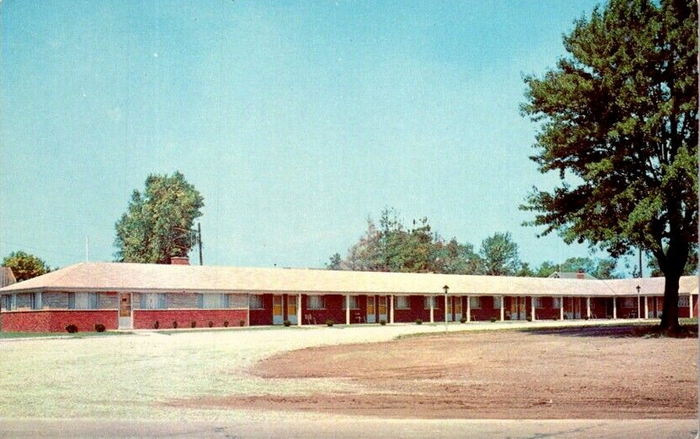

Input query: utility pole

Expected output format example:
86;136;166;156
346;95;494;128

197;222;203;266
638;247;643;278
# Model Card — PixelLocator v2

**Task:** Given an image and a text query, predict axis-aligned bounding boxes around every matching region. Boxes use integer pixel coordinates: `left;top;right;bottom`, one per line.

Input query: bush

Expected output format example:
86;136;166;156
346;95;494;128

65;324;78;333
326;319;334;327
460;317;467;323
379;319;387;326
191;321;197;328
94;323;106;333
153;321;160;329
283;319;291;327
239;319;245;327
172;321;178;329
208;321;214;328
223;321;229;327
526;317;532;322
490;317;497;323
415;319;422;325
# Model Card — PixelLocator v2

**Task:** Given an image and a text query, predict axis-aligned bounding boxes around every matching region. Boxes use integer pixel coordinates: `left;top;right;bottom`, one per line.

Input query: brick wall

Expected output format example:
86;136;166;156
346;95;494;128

1;310;118;332
133;309;248;329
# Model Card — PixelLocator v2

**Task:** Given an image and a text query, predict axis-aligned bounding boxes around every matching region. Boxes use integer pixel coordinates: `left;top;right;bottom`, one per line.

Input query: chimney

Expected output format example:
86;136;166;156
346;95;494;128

576;269;584;279
170;256;190;265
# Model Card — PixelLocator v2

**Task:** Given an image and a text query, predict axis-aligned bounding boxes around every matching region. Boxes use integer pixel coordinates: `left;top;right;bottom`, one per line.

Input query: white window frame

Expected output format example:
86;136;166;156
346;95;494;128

534;297;543;309
249;294;264;310
140;293;165;310
490;296;499;310
307;295;325;310
395;296;410;310
470;296;481;309
201;293;225;309
342;295;359;310
552;297;562;309
424;296;440;309
72;292;99;310
31;292;42;310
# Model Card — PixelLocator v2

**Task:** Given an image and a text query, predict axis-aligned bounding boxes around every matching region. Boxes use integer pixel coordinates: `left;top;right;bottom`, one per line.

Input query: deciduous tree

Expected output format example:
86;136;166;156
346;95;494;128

2;251;50;281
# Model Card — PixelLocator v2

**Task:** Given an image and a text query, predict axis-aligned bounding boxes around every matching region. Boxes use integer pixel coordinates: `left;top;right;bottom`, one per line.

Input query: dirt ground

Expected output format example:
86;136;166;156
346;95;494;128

180;326;698;419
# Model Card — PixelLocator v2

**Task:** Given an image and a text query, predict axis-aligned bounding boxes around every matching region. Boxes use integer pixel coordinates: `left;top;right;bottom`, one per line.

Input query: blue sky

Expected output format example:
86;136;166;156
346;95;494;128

1;0;616;271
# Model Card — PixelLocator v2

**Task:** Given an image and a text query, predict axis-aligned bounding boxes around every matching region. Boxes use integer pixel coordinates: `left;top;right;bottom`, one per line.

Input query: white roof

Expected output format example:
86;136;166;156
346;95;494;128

0;262;695;297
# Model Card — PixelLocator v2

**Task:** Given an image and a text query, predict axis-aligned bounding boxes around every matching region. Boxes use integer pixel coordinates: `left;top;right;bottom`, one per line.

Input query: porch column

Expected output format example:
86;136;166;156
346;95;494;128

466;296;471;322
644;296;648;319
345;295;351;325
500;296;504;321
297;294;302;326
389;295;394;324
429;296;434;323
586;297;591;319
559;296;564;320
531;297;536;321
613;297;617;319
689;294;694;318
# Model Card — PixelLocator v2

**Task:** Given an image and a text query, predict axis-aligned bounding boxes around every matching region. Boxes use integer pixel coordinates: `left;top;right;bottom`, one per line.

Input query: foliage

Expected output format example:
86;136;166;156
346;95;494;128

479;232;520;276
94;324;106;333
521;0;697;330
648;245;698;276
114;171;204;264
65;324;78;333
2;251;50;281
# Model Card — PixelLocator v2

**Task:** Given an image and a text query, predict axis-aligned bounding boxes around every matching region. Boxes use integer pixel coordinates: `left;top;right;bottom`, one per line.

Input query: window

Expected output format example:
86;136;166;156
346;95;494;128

552;297;562;309
533;297;543;308
2;295;14;311
200;294;225;309
140;293;166;310
490;296;499;309
342;295;359;309
396;296;410;309
307;295;324;310
31;293;42;310
228;295;247;308
678;296;690;307
471;296;481;309
249;295;264;309
623;298;635;308
71;293;99;310
424;296;439;309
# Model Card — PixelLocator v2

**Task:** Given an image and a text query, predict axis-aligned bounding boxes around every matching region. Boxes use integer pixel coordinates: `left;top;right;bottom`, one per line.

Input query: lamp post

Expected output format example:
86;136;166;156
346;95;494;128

443;285;449;333
636;285;641;321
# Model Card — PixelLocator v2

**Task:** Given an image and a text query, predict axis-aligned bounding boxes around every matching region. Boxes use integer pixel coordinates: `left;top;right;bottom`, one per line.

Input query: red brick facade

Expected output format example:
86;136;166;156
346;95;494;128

133;309;248;329
1;310;118;332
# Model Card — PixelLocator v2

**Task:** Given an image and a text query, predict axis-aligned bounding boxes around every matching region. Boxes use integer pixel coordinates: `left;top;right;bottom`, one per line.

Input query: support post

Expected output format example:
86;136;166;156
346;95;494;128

644;296;648;319
586;297;591;319
559;296;564;320
444;295;448;327
297;294;302;326
689;294;693;319
466;296;471;322
613;297;617;319
531;297;536;321
389;295;394;324
346;295;350;325
429;296;434;323
500;296;504;322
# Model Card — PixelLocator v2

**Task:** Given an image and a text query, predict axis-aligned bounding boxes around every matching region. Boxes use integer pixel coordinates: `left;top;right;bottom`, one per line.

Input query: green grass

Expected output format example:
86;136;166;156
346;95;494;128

0;331;131;339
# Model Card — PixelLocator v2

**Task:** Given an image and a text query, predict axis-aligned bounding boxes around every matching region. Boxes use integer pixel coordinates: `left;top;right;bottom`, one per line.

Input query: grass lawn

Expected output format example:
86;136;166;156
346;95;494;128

0;331;131;339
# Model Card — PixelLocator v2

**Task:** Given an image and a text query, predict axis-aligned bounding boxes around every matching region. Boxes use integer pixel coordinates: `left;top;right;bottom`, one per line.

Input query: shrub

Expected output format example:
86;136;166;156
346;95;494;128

94;323;106;333
153;321;160;329
208;321;214;328
172;321;178;329
379;319;387;326
283;319;291;327
326;319;334;327
460;317;467;323
526;317;532;322
239;319;245;327
415;319;422;325
65;324;78;333
191;321;197;328
224;321;229;327
490;317;497;323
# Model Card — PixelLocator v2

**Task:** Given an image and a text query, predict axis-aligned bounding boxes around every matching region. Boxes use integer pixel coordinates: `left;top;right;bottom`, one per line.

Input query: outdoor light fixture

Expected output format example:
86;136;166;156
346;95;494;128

636;285;641;320
443;285;449;333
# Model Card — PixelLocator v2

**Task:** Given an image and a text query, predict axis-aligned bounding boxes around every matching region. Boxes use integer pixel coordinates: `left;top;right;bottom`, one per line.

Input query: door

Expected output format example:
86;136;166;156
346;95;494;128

378;296;387;322
287;295;298;324
272;295;283;325
118;293;132;329
454;296;462;321
367;296;376;323
510;296;518;320
446;296;453;322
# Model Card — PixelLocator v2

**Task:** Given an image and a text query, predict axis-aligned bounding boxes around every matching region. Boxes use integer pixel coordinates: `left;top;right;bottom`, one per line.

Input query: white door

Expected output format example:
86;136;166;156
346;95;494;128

287;295;298;324
118;293;132;329
378;296;387;322
272;295;283;325
367;296;376;323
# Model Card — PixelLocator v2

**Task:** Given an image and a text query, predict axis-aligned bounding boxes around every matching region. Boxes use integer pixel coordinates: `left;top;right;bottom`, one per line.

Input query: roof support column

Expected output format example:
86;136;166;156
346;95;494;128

297;294;302;326
559;296;564;320
500;296;504;322
644;296;648;319
466;296;471;322
346;295;351;325
531;297;536;321
689;294;693;318
586;297;591;319
429;296;434;323
389;295;394;324
613;297;617;319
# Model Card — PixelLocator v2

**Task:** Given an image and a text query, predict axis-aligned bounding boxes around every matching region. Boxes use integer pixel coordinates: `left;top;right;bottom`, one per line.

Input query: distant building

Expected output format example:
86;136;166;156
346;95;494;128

0;267;16;288
548;270;597;280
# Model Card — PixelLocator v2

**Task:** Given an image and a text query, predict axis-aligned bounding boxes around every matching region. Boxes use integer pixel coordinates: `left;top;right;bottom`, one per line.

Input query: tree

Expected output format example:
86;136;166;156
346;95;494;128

326;253;343;270
114;171;204;264
534;261;557;278
647;245;698;277
521;0;697;332
479;232;521;276
2;251;50;281
432;238;482;275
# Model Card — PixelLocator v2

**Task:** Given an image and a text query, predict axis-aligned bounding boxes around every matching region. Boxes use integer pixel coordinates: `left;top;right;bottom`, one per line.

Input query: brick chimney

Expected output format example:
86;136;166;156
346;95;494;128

170;256;190;265
576;269;585;279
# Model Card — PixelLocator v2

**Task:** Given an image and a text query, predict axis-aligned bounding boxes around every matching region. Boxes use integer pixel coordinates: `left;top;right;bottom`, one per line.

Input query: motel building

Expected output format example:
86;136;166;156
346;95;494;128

0;258;697;332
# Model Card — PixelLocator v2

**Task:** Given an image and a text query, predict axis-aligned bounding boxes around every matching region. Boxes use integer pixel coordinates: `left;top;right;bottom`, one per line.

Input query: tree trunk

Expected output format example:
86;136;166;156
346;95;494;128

659;273;681;333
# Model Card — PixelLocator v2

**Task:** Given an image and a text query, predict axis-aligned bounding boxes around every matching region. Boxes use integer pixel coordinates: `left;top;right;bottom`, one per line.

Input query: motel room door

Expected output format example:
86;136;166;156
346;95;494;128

118;293;132;329
454;297;462;321
287;295;298;325
272;295;284;325
378;296;388;322
366;296;376;323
